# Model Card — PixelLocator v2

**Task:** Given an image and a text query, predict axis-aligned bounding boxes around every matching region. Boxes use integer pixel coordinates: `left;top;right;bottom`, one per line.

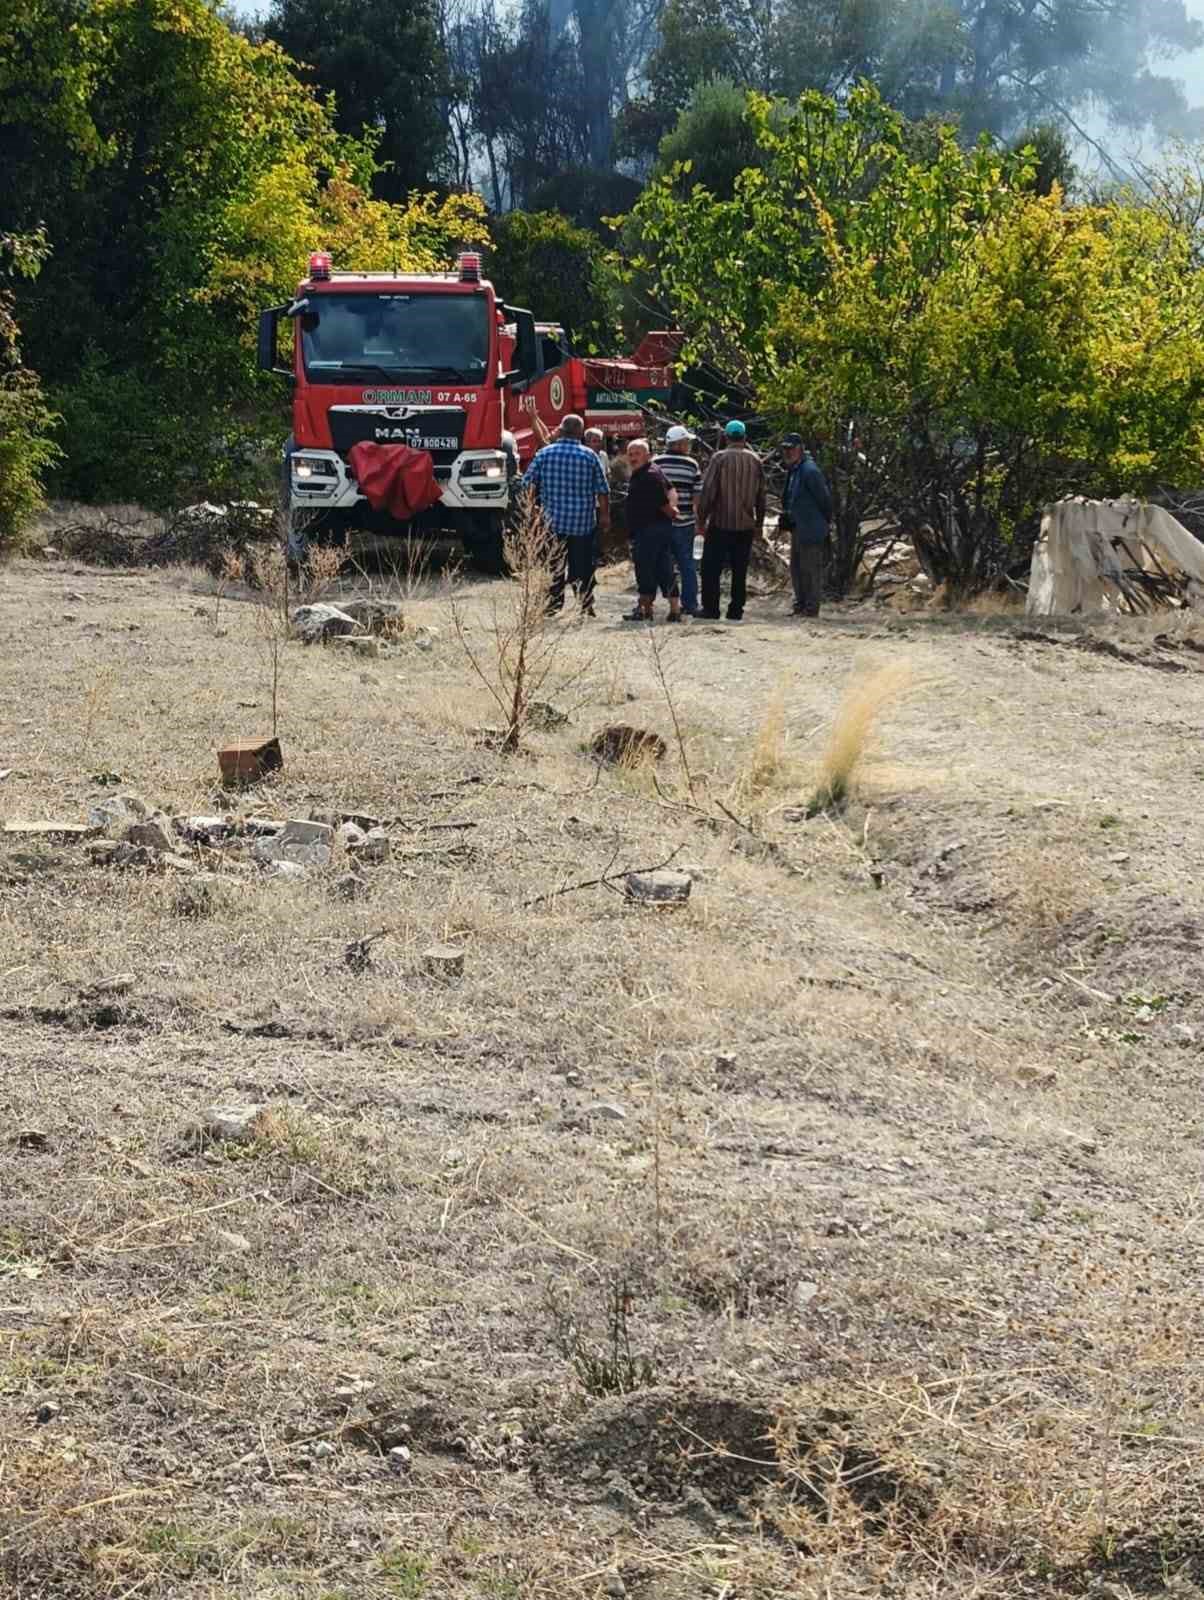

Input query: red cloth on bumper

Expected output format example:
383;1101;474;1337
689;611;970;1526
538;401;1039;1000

348;442;443;521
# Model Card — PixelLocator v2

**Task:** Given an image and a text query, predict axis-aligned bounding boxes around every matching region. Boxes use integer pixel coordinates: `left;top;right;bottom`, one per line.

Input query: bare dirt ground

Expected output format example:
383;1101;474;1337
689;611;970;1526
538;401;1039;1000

3;544;1204;1600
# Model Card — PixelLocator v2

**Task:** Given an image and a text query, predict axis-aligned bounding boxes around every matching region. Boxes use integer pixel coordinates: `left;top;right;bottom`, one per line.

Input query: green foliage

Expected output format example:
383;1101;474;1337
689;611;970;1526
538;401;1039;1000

485;211;621;353
627;82;1204;591
655;80;766;200
265;0;449;202
0;230;60;555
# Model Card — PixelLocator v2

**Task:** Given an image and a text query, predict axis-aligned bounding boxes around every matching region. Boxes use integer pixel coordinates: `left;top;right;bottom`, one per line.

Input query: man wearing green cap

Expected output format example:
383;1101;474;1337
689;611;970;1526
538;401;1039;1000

696;419;766;621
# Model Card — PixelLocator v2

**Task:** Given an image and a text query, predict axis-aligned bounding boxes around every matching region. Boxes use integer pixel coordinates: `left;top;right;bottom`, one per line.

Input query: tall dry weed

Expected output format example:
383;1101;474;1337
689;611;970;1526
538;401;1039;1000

730;677;793;810
450;499;590;751
807;662;914;815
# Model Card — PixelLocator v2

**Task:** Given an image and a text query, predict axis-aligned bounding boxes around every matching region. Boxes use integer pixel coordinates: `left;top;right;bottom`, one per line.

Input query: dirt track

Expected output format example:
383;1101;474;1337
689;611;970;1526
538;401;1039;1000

3;553;1204;1598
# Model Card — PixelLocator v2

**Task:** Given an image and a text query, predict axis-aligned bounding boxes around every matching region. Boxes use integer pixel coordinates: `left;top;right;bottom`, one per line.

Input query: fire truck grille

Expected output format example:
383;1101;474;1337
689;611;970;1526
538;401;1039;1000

329;408;466;469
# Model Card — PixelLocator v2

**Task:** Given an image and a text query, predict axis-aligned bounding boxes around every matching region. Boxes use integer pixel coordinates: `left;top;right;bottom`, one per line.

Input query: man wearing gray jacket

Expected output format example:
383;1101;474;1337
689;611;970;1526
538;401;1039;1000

779;433;833;618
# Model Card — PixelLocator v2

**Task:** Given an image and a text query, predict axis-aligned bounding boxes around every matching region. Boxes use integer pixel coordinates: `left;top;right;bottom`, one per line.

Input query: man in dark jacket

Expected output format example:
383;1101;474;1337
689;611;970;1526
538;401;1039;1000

779;433;832;618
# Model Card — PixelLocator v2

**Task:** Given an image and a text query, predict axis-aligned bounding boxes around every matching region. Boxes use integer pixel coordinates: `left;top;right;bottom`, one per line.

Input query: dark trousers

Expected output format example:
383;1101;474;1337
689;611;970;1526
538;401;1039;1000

548;533;596;612
701;528;753;619
632;520;679;600
791;537;825;615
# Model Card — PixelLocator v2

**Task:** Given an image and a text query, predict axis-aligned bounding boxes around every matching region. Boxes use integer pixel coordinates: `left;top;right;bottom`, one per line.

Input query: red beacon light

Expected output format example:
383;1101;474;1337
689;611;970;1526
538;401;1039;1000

308;251;332;282
458;252;481;283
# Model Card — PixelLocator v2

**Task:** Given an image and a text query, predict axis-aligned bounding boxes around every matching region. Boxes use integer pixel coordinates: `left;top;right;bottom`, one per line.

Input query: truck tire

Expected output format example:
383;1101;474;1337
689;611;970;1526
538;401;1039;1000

466;512;506;576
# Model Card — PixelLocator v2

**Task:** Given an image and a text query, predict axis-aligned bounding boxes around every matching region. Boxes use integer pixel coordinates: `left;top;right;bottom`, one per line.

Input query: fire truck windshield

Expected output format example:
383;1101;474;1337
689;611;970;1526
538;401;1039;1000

301;292;489;383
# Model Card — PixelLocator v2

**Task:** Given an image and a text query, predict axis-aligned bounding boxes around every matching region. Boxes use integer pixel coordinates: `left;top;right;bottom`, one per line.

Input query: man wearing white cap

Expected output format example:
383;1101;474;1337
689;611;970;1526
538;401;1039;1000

653;425;703;616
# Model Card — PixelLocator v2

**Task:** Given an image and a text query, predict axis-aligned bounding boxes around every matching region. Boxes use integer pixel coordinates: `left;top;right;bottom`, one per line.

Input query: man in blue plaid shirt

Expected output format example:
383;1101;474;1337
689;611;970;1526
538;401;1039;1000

522;414;610;615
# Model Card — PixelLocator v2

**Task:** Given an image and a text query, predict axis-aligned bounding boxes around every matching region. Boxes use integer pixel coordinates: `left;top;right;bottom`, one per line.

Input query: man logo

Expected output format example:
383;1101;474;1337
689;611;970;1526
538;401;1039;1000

549;375;565;410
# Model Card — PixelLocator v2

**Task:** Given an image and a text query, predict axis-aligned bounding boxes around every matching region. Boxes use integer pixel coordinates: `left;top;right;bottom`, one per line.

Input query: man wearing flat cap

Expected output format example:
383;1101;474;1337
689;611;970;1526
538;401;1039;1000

779;433;832;618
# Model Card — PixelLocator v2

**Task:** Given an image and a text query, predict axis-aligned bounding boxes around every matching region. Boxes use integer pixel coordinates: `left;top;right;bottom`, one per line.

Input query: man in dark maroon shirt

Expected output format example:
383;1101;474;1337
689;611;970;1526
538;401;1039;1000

622;439;683;624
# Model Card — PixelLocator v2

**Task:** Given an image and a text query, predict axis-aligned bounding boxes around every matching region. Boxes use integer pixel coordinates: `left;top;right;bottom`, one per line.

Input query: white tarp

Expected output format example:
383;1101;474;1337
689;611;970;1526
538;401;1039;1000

1027;497;1204;616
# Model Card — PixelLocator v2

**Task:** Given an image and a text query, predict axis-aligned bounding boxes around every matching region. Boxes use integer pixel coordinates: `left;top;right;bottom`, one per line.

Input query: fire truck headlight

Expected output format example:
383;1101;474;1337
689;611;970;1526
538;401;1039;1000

462;454;507;480
293;455;335;480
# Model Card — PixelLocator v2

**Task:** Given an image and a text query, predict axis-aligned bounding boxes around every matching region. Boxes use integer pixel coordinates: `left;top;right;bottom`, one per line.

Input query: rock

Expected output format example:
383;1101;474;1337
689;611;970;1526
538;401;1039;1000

340;811;384;832
291;603;362;643
252;819;333;871
388;1445;413;1471
11;1129;50;1151
41;546;62;560
333;635;380;658
825;1217;851;1237
218;736;283;787
215;1229;251;1253
36;1401;61;1425
589;724;667;765
123;815;173;852
715;1052;737;1074
88;792;150;834
243;816;285;836
422;944;464;978
625;869;691;905
334;872;370;902
604;1576;627;1599
337;598;405;635
266;859;309;881
350;826;390;865
583;1102;627;1122
795;1281;820;1308
528;701;569;729
2;820;102;843
177;815;231;844
678;861;708;881
110;843;161;870
413;635;434;653
337;822;367;849
312;1439;336;1459
1173;1023;1198;1044
202;1103;267;1143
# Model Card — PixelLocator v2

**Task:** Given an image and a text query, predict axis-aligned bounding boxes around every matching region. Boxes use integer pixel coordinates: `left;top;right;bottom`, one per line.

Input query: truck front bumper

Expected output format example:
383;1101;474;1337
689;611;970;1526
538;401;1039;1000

288;448;510;516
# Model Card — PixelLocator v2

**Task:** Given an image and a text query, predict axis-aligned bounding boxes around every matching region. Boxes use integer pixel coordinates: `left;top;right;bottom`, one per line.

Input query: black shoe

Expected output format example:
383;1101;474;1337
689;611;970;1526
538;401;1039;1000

696;610;722;621
622;611;649;623
726;612;744;623
665;611;683;623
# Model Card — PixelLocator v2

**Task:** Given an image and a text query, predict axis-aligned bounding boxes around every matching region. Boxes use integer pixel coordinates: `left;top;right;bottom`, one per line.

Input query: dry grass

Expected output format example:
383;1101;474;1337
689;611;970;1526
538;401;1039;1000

806;660;915;815
3;552;1204;1599
994;837;1098;930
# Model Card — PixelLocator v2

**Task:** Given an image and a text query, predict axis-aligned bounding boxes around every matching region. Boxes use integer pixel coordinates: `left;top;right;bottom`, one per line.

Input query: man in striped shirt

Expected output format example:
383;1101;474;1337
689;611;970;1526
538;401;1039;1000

652;425;703;616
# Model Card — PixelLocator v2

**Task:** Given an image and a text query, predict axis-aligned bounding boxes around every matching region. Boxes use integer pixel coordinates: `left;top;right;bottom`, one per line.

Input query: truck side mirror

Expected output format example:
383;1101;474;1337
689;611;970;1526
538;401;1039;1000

258;307;294;382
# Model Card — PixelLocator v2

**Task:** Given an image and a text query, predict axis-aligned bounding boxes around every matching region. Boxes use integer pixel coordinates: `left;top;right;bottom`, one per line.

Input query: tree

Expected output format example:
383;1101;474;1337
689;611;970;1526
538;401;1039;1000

772;168;1204;589
930;0;1204;141
0;229;59;553
265;0;450;200
0;0;108;230
621;0;1203;164
654;80;767;198
486;211;621;351
625;83;1204;591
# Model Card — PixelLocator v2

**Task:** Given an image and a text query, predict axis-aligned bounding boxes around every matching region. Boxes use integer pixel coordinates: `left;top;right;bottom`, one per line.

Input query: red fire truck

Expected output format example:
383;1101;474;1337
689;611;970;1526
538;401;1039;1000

258;250;680;570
